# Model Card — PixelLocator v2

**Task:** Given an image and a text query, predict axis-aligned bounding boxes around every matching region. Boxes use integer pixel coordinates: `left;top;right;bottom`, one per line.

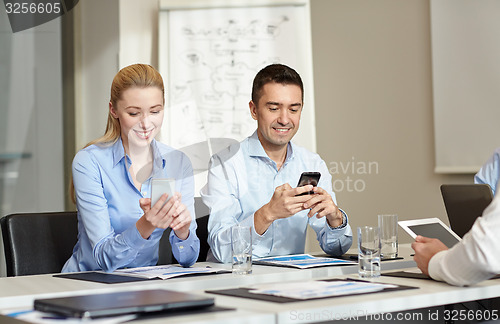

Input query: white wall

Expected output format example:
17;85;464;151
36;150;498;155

74;0;160;149
310;0;472;247
431;0;500;173
74;0;120;149
118;0;159;69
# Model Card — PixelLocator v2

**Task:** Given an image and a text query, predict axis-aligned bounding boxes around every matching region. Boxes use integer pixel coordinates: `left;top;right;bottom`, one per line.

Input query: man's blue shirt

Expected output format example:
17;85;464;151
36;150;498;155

201;131;352;263
475;147;500;196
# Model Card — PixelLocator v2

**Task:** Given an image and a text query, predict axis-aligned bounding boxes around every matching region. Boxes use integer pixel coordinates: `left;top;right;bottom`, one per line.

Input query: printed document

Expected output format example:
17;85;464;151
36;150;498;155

253;254;356;269
114;265;228;280
250;280;397;300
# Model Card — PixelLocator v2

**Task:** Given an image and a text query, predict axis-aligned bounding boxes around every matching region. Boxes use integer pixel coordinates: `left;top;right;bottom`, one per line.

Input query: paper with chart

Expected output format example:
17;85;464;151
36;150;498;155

253;254;356;269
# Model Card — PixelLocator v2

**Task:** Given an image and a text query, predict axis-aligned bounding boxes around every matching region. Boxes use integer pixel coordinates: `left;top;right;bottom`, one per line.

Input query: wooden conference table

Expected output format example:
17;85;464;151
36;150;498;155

0;245;499;323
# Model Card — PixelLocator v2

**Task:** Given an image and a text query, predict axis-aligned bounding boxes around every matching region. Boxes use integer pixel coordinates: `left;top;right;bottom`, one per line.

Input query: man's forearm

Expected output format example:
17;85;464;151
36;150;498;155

326;209;345;228
254;204;273;235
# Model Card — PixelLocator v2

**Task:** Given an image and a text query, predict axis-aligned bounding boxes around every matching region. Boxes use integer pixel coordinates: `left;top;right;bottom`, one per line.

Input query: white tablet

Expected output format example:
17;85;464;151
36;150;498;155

398;217;462;248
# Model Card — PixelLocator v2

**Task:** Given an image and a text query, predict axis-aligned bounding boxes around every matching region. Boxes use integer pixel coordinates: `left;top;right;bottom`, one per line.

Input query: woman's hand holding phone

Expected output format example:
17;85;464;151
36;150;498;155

136;192;191;240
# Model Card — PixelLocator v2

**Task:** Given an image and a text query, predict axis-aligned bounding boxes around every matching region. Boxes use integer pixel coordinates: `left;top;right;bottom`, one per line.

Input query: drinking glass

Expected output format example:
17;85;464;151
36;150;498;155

231;225;252;274
357;226;381;278
378;214;398;258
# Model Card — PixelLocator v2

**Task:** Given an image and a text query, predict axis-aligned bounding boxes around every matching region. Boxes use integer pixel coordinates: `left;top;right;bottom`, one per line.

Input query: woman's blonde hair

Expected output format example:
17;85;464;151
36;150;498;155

70;64;165;203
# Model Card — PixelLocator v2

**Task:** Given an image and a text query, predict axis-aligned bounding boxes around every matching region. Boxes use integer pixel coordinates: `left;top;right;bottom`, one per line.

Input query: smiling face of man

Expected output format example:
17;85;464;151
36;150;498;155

249;81;303;154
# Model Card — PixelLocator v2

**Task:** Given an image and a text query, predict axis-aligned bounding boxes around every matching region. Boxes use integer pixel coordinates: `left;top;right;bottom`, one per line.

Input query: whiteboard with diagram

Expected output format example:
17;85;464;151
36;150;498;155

158;0;315;155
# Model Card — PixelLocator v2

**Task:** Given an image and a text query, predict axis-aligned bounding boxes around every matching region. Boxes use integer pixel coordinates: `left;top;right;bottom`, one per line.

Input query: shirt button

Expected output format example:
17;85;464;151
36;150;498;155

179;245;184;249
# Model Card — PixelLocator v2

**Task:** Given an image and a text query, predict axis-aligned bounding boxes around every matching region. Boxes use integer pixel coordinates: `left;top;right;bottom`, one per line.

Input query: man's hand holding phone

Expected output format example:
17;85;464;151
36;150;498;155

296;172;344;228
254;183;315;235
303;186;344;228
254;171;344;234
266;183;316;219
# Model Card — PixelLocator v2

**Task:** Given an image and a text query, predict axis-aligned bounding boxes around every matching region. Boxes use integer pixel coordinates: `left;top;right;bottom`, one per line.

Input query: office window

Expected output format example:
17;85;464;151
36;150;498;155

0;6;64;217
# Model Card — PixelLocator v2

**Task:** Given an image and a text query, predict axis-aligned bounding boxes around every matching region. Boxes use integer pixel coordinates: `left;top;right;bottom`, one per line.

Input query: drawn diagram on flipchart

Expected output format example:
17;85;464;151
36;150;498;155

164;5;308;150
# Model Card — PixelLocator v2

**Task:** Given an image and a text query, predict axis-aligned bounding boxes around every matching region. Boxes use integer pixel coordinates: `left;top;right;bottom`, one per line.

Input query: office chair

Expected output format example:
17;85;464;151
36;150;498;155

194;197;210;262
157;197;210;265
1;211;78;277
195;214;210;262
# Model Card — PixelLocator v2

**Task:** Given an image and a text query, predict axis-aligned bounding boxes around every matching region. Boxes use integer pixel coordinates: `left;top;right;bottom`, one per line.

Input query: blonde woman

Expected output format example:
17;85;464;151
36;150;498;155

63;64;199;272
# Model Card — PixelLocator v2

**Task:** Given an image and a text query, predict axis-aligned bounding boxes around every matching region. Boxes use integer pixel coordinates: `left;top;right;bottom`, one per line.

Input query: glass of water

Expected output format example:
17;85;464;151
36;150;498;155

231;225;252;275
378;214;398;259
357;226;381;278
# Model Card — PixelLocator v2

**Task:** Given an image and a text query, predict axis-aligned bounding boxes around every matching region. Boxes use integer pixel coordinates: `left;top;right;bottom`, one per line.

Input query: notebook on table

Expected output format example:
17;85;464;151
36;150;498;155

34;289;214;319
440;184;493;238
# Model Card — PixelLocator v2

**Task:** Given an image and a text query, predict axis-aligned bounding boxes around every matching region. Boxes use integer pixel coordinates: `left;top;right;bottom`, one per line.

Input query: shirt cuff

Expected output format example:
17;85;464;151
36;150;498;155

428;249;448;282
171;228;196;245
327;209;348;231
171;230;197;257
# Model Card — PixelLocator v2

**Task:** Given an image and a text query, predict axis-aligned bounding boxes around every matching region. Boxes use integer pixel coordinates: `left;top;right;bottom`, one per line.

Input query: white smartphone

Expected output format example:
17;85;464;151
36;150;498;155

151;178;175;208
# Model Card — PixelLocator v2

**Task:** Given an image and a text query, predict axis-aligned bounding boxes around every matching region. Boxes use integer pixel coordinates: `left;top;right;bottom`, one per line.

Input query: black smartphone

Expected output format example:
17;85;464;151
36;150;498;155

296;172;321;196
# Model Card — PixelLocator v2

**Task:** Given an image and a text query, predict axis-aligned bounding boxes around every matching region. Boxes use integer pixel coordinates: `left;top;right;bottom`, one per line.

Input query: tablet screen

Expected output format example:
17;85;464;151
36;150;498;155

407;223;460;248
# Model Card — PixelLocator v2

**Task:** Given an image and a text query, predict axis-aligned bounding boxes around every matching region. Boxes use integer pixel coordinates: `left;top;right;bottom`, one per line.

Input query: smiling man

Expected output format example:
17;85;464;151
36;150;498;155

201;64;352;263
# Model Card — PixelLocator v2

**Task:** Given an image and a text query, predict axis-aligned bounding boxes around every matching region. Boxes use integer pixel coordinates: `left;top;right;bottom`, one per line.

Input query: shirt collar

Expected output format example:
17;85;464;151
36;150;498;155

248;131;268;158
112;137;166;171
150;139;166;175
247;130;295;164
112;137;126;166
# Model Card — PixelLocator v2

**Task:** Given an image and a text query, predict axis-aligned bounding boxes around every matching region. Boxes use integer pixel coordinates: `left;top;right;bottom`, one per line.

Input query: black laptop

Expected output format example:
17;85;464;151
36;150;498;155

34;289;214;318
440;184;493;238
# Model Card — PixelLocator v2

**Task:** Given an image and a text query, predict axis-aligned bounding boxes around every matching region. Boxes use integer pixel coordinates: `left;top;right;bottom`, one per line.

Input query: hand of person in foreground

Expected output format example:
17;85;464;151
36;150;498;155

411;235;448;275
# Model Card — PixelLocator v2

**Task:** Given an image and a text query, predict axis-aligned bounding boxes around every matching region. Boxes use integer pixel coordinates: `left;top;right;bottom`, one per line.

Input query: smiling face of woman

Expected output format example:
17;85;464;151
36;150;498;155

109;86;164;152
